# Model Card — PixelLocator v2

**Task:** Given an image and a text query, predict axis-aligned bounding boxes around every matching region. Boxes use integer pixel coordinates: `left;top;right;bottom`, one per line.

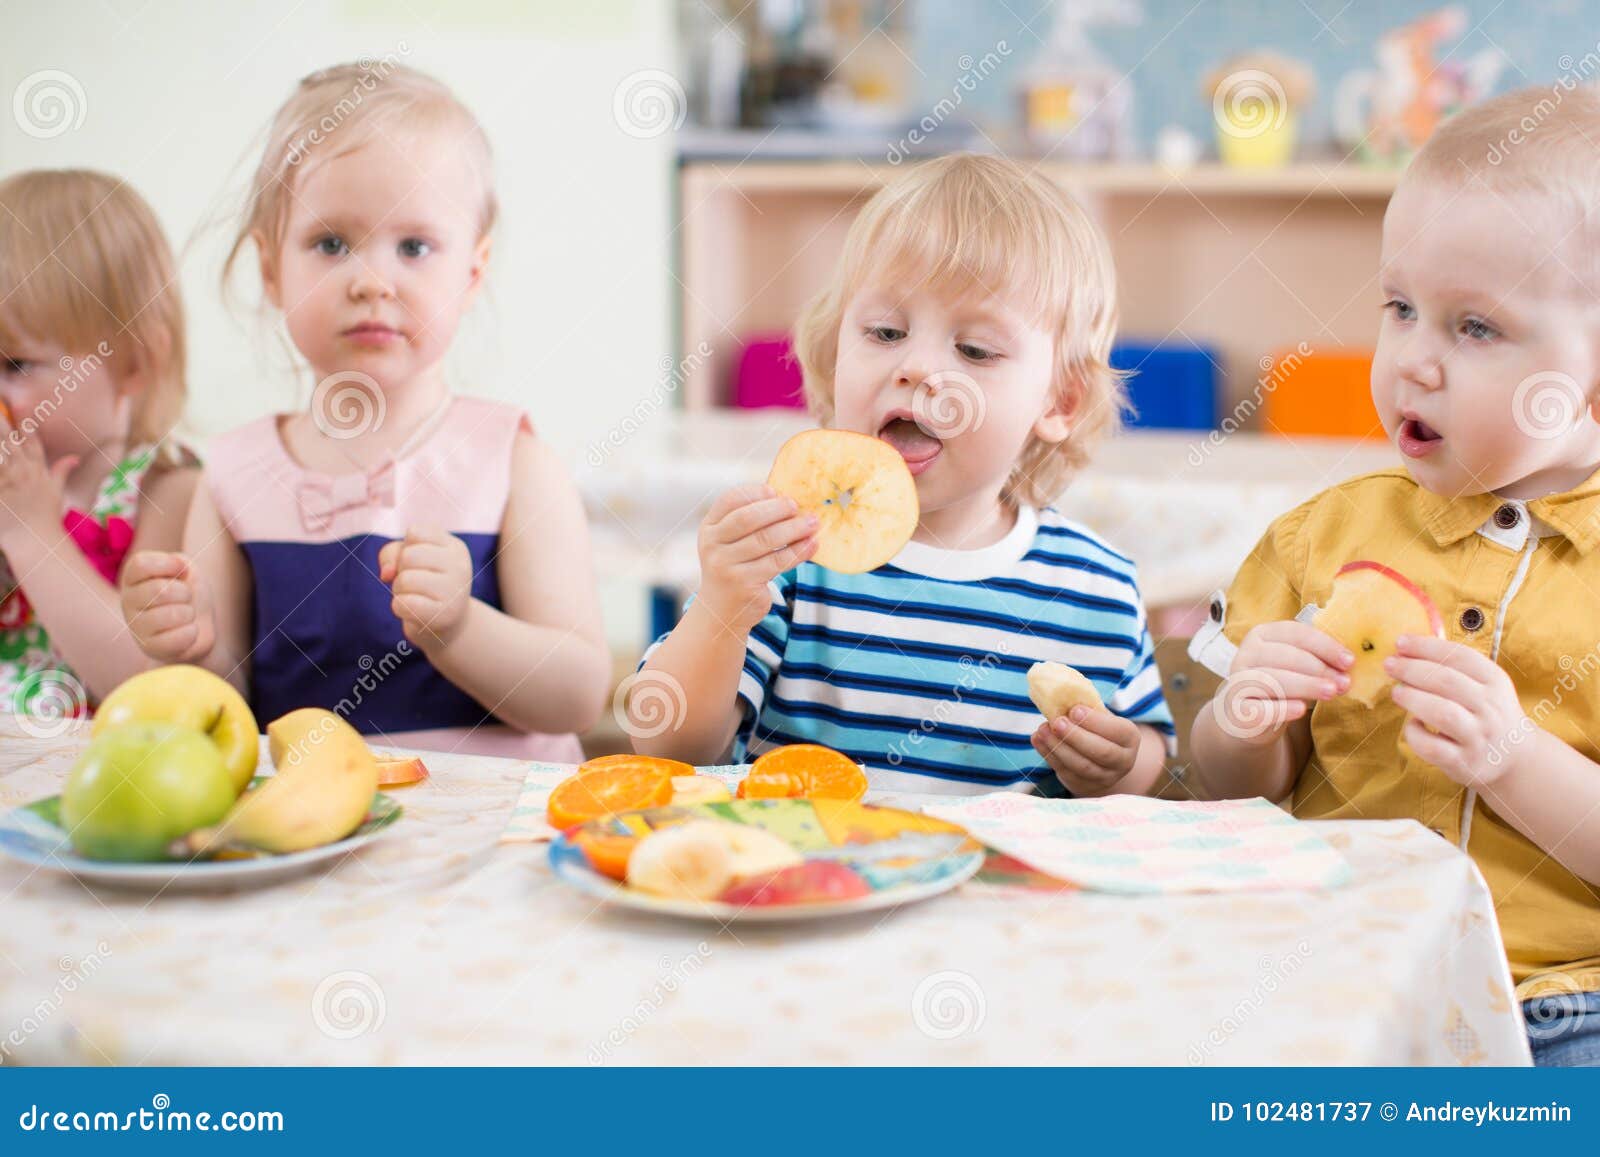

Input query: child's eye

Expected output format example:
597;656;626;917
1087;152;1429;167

398;238;431;259
314;236;348;257
1460;317;1498;342
957;343;997;362
866;325;905;343
1383;299;1415;322
0;358;32;378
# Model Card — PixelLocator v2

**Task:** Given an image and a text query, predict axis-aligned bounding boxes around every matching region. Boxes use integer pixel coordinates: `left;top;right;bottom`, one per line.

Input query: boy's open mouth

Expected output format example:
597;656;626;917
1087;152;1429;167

1398;416;1443;459
877;414;942;476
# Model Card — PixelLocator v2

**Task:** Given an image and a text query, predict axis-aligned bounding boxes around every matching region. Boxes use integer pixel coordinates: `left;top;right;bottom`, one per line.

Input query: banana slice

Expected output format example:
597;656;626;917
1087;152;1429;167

626;820;801;900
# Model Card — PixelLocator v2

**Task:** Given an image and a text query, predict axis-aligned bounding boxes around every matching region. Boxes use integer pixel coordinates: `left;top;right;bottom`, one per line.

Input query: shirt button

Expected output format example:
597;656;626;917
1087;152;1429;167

1494;503;1521;530
1208;596;1223;623
1460;607;1485;632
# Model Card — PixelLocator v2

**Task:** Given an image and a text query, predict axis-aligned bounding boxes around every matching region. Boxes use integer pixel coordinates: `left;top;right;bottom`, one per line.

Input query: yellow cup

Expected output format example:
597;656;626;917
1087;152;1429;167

1217;108;1298;168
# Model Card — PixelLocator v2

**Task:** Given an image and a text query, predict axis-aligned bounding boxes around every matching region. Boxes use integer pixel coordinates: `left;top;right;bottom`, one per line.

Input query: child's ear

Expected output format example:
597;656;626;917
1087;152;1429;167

1032;376;1080;445
254;230;283;309
462;233;492;307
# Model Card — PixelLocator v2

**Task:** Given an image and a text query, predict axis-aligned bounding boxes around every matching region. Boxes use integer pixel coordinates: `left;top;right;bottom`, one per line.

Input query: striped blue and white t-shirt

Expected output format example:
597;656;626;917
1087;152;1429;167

704;504;1173;795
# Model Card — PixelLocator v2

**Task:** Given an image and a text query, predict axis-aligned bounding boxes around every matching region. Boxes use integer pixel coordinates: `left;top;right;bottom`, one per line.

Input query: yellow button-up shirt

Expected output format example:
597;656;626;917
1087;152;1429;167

1191;467;1600;995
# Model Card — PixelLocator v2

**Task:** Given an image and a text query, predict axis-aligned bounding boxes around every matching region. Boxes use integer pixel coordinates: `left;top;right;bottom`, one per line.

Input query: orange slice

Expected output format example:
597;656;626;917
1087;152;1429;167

736;744;868;802
571;828;639;881
546;755;680;832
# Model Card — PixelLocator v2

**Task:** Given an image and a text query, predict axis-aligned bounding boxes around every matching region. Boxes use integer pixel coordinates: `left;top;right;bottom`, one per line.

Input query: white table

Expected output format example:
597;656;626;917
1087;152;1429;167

0;727;1530;1065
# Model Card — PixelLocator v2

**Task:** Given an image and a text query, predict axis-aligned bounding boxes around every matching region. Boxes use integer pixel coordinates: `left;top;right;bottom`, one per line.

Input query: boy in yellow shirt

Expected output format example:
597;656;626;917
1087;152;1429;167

1189;86;1600;1066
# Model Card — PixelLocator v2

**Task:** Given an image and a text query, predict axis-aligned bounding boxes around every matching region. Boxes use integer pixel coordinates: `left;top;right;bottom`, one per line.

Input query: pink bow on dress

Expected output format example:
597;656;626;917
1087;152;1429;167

296;461;396;533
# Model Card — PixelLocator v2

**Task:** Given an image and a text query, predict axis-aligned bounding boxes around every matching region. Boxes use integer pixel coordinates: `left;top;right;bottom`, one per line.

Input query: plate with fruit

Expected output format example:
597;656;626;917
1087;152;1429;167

0;667;407;891
544;747;984;922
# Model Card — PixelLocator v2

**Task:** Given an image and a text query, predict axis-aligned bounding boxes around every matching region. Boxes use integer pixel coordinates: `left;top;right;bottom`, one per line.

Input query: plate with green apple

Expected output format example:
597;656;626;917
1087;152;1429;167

0;789;403;892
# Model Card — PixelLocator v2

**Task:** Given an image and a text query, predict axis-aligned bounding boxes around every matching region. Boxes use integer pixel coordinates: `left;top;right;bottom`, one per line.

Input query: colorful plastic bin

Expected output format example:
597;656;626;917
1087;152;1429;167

1110;342;1220;430
1259;347;1381;439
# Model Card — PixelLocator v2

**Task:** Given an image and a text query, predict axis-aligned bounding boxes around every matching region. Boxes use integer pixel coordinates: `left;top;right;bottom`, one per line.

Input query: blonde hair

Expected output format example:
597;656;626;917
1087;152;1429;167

1406;84;1600;274
0;170;186;447
793;153;1124;508
224;60;496;291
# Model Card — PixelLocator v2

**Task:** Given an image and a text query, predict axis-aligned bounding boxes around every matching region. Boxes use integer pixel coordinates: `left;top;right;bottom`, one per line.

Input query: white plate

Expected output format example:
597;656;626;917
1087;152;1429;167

548;799;985;924
0;793;403;892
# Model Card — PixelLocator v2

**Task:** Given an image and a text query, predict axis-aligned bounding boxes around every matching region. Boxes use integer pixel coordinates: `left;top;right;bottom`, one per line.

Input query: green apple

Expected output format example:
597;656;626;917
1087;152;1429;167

61;722;238;861
93;666;258;794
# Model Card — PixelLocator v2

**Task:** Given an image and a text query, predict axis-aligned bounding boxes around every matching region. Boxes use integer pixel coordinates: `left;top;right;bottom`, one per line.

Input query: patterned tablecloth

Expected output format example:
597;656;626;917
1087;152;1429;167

0;728;1530;1066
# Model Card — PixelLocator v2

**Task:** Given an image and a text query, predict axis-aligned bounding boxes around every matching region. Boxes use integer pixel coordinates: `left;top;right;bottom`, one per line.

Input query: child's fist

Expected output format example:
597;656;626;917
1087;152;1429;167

1213;620;1353;745
1032;707;1142;796
378;526;473;649
695;485;818;635
120;550;213;662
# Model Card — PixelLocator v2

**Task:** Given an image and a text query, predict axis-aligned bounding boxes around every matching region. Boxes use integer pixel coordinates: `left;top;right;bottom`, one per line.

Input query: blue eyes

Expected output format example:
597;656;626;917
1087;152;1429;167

957;343;995;362
867;326;904;342
313;237;432;259
1383;300;1497;342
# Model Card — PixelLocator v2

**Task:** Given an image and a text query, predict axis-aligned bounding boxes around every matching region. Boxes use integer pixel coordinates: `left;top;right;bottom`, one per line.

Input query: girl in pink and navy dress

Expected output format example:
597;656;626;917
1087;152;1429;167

0;170;199;720
121;64;610;759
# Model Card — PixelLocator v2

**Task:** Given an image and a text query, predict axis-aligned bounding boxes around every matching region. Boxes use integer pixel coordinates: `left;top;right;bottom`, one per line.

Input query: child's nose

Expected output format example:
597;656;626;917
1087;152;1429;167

347;259;396;302
1393;333;1444;390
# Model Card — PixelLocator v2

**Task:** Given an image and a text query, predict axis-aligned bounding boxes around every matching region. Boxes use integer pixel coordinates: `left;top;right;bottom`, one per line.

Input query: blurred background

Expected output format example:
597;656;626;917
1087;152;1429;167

1;0;1591;766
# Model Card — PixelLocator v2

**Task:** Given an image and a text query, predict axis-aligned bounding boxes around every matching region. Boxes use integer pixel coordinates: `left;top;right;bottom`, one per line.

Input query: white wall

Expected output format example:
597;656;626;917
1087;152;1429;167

0;0;676;457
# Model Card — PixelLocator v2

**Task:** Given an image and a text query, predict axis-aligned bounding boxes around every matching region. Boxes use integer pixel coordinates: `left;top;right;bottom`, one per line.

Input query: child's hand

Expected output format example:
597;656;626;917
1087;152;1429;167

1387;634;1527;787
695;485;818;635
120;551;215;662
0;415;78;540
1032;707;1142;795
378;526;474;649
1214;621;1353;744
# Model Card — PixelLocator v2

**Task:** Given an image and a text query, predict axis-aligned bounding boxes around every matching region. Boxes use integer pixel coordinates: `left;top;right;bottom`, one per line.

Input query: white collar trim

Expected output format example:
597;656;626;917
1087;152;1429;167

887;505;1040;580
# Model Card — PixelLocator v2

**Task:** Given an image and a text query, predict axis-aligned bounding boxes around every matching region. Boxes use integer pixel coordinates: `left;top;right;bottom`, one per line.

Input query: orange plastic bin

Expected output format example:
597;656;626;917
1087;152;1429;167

1260;347;1383;440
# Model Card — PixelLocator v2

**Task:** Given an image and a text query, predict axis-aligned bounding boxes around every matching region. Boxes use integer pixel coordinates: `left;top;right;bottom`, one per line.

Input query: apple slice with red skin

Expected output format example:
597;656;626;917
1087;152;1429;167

719;860;872;907
1312;560;1444;708
374;754;430;787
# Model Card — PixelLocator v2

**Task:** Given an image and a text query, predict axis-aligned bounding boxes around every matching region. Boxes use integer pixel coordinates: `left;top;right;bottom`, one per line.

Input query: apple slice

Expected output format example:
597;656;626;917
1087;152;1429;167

1026;661;1106;720
767;429;919;574
719;860;872;907
626;820;803;901
374;754;430;787
670;774;731;805
1312;560;1444;708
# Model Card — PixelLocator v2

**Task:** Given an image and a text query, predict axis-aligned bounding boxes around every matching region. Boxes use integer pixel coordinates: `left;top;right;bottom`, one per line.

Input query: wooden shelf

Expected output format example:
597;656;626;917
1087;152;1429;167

681;159;1402;199
677;158;1397;413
